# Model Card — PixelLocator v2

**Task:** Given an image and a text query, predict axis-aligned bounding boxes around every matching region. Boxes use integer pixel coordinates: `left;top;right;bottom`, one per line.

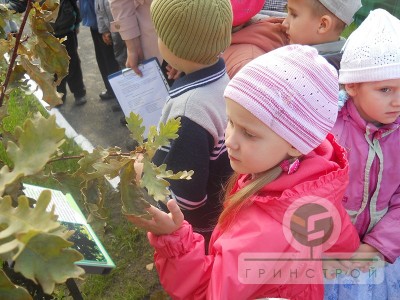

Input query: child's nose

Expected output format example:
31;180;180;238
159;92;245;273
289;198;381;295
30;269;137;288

225;132;238;150
282;18;289;29
393;94;400;106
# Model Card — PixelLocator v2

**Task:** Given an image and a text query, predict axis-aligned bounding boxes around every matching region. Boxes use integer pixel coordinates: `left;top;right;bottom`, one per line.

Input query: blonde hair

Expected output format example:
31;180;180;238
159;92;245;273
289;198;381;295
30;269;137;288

218;164;284;231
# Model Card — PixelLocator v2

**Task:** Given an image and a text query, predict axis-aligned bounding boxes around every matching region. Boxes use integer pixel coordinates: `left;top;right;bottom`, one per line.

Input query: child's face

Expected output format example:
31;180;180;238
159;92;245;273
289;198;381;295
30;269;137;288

283;0;323;45
225;98;294;176
346;79;400;125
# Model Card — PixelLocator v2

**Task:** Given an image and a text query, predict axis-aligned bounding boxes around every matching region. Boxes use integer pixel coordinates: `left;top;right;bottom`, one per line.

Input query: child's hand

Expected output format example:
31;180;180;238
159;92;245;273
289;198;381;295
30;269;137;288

125;200;184;235
102;32;112;45
323;259;350;279
350;243;380;272
166;64;182;80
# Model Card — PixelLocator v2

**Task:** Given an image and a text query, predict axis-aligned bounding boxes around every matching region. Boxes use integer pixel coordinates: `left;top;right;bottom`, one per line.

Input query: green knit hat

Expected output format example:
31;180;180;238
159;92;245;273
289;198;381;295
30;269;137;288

151;0;233;65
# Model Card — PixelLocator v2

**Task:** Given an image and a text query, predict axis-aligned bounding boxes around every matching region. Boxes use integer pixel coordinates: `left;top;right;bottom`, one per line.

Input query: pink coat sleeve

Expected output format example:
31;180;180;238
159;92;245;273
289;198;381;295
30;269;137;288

109;0;142;40
363;185;400;263
108;0;161;61
148;218;317;299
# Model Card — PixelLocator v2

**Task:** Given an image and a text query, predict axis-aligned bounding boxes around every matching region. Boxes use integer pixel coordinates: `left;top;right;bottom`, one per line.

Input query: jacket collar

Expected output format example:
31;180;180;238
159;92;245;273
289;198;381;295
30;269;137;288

168;58;226;99
342;100;400;138
235;134;348;201
312;37;346;55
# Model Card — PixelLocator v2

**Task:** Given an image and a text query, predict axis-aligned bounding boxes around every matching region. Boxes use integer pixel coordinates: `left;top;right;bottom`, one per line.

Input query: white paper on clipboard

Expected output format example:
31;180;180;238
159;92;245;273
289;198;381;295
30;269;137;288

108;58;170;137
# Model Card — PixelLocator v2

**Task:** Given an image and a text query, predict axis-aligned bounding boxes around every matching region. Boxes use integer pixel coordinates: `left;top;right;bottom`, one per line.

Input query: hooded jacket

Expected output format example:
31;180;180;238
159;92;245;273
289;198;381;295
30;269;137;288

222;17;288;78
332;100;400;263
148;134;360;299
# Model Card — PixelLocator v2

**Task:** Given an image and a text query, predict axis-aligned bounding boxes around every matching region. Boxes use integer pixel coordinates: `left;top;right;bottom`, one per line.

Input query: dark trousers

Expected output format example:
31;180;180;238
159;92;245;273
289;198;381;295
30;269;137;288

56;30;86;98
90;28;120;93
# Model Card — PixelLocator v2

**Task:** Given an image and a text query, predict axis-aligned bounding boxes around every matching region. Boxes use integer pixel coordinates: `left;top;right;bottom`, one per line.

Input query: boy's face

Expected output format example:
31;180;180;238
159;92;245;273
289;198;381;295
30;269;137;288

283;0;323;45
346;79;400;125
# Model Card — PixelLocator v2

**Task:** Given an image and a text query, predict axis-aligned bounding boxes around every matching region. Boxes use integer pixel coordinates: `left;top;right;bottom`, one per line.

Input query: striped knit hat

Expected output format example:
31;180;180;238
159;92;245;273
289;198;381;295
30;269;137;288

224;45;339;154
151;0;232;65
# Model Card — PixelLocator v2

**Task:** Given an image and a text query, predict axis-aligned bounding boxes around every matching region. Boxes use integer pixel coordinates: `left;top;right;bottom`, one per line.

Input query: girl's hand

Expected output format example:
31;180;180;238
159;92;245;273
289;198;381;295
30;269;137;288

350;243;380;272
126;200;184;235
323;259;351;279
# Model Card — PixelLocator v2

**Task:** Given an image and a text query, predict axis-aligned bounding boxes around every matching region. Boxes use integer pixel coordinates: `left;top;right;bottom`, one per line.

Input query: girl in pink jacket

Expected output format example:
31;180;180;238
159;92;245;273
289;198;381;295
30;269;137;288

324;9;400;300
128;45;359;299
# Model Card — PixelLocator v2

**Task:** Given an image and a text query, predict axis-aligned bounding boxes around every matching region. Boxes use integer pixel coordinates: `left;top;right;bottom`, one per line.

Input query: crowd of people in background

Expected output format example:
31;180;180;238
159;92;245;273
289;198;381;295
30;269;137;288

4;0;400;299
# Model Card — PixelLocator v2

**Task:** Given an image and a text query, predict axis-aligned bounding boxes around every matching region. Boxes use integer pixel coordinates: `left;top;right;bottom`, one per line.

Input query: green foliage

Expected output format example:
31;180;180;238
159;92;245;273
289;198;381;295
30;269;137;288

70;113;193;220
342;22;358;39
0;114;65;195
0;2;192;298
0;269;31;300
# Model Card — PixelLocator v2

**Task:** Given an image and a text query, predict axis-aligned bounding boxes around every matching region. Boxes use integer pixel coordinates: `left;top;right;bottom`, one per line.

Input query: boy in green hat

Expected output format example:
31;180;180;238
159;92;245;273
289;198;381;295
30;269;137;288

148;0;233;248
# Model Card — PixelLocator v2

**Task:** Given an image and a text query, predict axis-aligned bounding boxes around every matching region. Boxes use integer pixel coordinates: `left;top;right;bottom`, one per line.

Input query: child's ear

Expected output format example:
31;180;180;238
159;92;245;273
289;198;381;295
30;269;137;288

317;15;333;34
288;146;302;158
345;83;359;97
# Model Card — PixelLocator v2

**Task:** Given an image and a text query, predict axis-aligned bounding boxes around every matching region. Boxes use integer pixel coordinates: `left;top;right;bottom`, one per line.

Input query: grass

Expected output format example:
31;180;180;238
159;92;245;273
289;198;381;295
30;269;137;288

1;90;167;299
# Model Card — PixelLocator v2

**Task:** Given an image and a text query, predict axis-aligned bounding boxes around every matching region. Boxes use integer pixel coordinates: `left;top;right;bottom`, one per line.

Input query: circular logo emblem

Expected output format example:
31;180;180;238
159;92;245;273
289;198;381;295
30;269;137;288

283;196;342;253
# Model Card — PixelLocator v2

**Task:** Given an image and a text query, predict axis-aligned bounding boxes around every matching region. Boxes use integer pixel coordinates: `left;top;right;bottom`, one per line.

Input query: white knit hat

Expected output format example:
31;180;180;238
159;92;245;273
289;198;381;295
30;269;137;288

319;0;362;25
224;45;339;155
339;9;400;84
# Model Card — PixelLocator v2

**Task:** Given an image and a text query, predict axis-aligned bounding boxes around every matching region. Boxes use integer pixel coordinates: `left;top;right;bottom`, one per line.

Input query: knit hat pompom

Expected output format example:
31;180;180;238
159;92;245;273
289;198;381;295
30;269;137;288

339;9;400;84
151;0;232;65
224;45;339;155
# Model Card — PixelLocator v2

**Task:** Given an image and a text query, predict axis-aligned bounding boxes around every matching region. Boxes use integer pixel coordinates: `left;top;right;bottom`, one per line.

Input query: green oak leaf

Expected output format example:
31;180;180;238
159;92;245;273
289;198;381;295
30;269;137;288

154;164;193;180
140;160;193;203
0;191;60;258
34;33;69;85
80;177;109;219
7;65;27;89
0;38;10;58
73;147;109;177
126;113;145;145
140;160;171;202
0;269;32;300
14;232;84;295
19;56;63;107
89;157;131;180
119;161;151;218
0;114;65;196
145;118;180;159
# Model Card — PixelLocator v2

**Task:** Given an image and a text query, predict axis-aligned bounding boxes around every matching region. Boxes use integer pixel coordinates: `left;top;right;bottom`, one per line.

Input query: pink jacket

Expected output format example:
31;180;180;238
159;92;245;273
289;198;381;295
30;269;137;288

109;0;161;62
148;135;359;299
222;17;288;78
332;100;400;263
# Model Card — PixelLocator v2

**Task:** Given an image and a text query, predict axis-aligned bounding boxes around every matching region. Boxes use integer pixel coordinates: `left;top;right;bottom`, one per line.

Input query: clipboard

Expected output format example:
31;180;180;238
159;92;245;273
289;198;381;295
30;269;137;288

108;58;170;137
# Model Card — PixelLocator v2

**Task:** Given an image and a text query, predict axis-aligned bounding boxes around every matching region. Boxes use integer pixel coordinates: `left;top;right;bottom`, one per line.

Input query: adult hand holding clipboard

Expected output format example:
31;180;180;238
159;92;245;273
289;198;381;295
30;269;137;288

125;37;145;76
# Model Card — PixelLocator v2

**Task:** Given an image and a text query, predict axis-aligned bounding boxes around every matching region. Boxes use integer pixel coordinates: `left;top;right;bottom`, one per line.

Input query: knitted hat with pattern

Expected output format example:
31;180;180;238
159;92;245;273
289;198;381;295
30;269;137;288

339;9;400;84
231;0;264;26
318;0;362;25
150;0;232;65
224;45;339;155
